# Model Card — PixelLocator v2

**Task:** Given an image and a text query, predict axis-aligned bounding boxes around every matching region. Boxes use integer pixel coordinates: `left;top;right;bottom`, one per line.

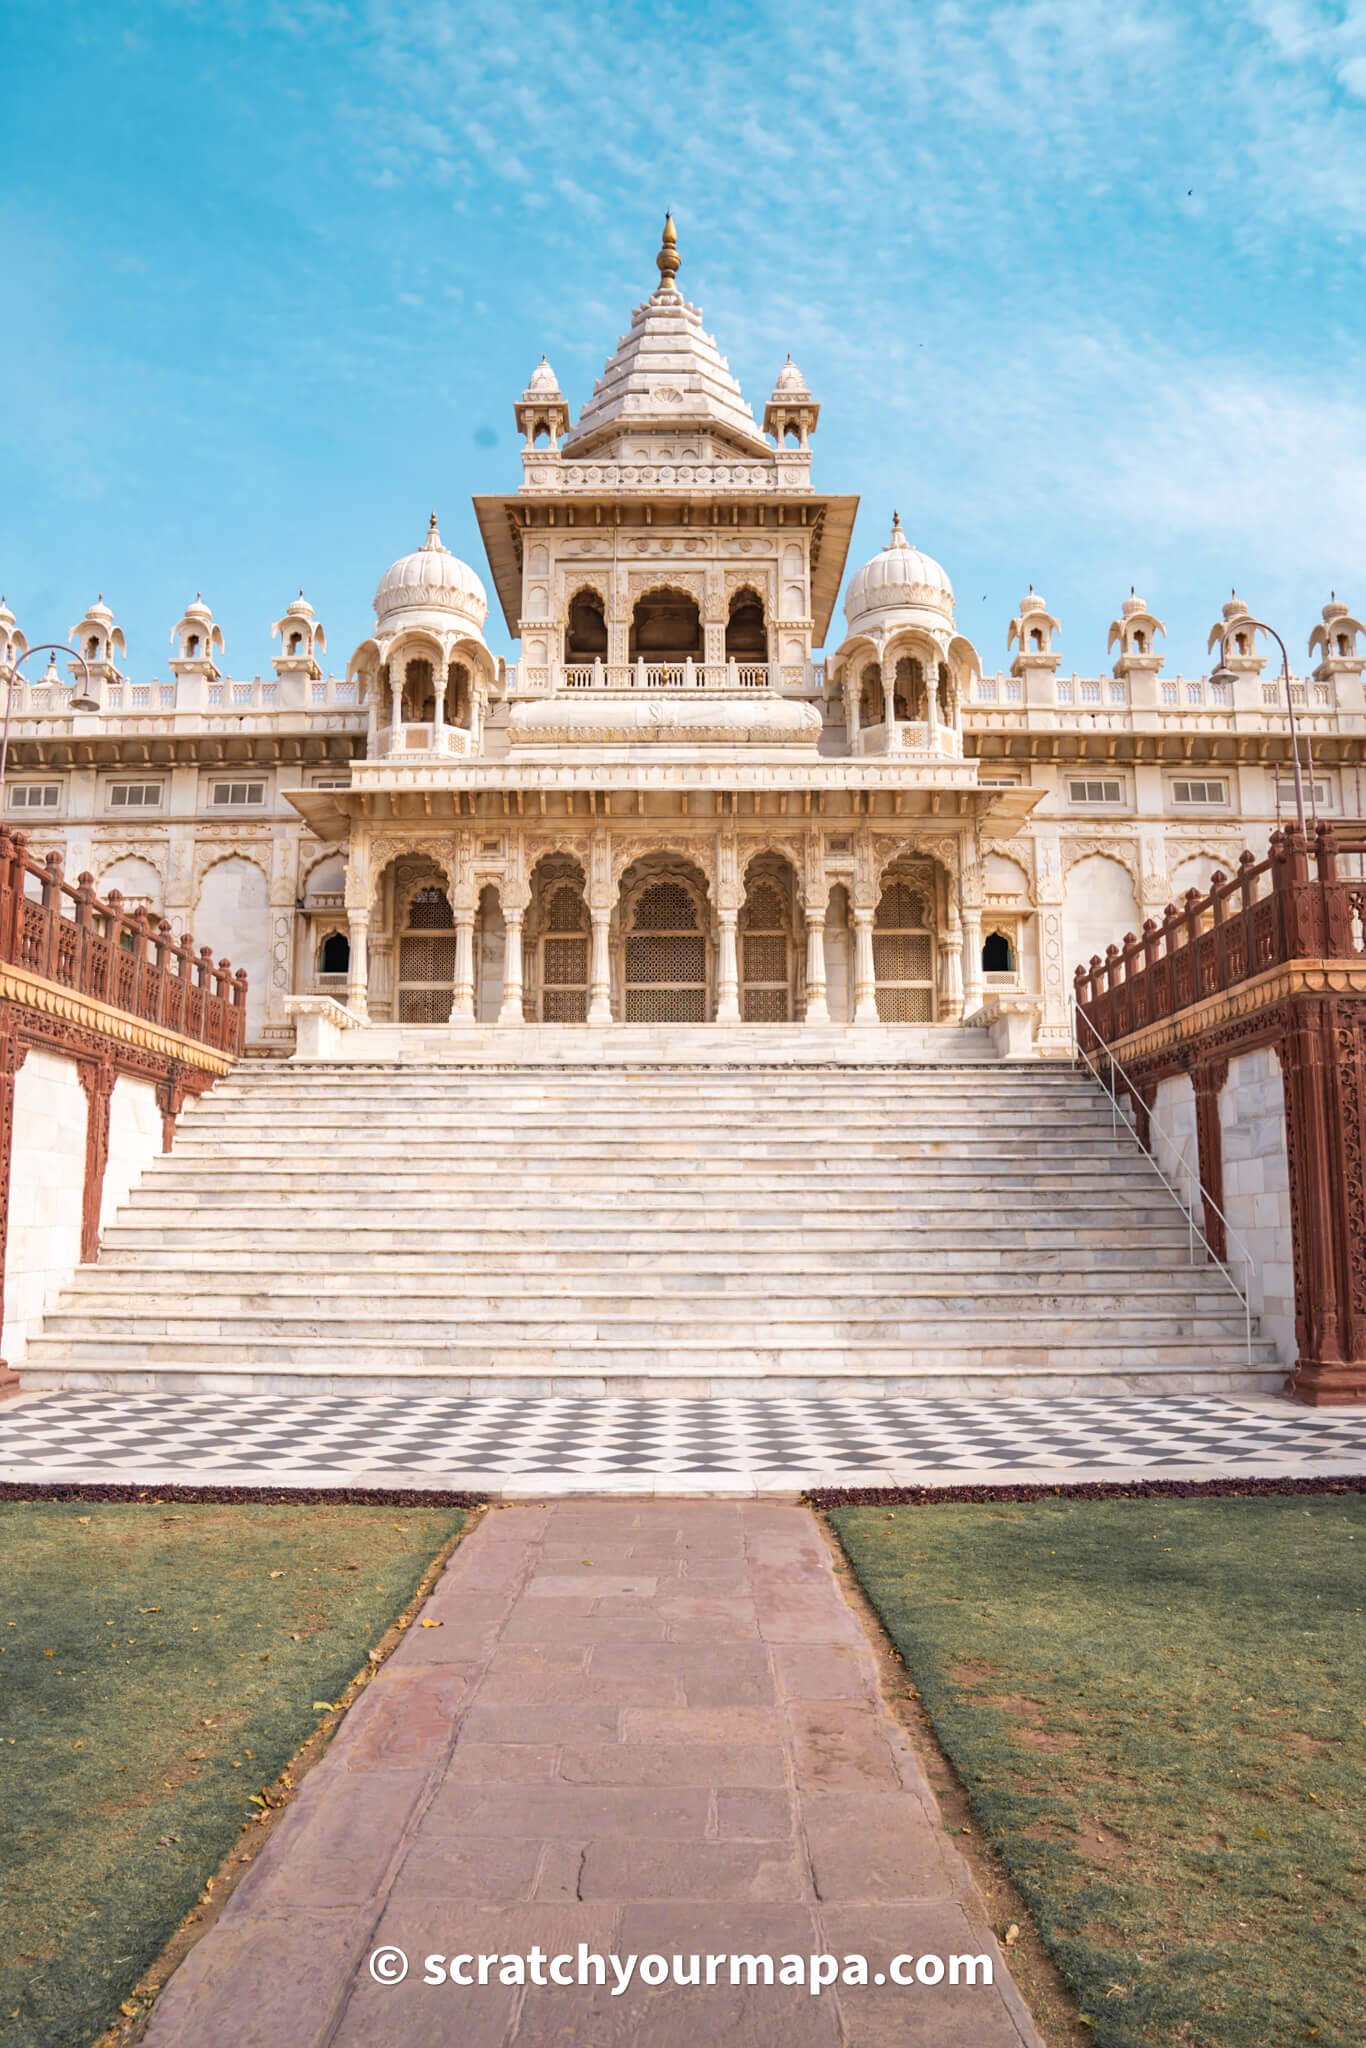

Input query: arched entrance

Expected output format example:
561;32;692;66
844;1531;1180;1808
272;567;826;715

629;588;703;663
527;855;590;1023
739;856;798;1021
619;861;710;1022
874;866;937;1022
395;861;456;1022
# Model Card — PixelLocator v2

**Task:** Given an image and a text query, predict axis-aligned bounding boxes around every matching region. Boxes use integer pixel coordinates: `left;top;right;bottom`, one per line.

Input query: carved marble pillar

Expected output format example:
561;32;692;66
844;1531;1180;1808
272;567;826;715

433;659;447;748
880;653;896;729
961;909;984;1018
716;912;741;1022
844;673;860;754
588;903;613;1024
803;907;829;1024
499;906;526;1024
389;668;402;750
852;909;878;1023
942;931;965;1020
346;909;370;1019
449;908;475;1022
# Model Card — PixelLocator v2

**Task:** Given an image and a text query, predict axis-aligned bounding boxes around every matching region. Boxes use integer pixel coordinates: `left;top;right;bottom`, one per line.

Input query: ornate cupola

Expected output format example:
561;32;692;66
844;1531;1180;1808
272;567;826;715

1008;588;1060;695
68;594;126;690
1206;591;1265;678
0;595;28;674
170;594;224;682
763;355;819;448
1108;588;1165;682
272;591;327;680
1310;594;1365;678
515;357;571;450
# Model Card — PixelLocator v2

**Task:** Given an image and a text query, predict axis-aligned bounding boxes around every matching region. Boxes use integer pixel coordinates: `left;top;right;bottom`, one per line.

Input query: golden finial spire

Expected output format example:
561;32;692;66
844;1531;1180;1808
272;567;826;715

656;211;680;290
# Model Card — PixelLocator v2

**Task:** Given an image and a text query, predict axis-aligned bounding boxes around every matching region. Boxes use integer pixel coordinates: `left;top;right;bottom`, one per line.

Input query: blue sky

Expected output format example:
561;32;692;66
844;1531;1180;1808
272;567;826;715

2;0;1365;679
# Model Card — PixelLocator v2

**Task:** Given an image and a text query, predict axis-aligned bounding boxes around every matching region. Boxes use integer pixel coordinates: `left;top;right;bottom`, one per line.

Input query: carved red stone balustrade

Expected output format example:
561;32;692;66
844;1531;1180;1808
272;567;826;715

1073;822;1366;1407
0;827;247;1058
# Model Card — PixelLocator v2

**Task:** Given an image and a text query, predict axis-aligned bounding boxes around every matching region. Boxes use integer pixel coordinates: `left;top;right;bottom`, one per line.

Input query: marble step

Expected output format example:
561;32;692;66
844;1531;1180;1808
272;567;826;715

91;1243;1218;1276
118;1182;1183;1215
61;1281;1243;1317
164;1140;1139;1168
17;1362;1284;1400
23;1333;1273;1374
38;1309;1254;1351
99;1223;1209;1257
139;1168;1167;1196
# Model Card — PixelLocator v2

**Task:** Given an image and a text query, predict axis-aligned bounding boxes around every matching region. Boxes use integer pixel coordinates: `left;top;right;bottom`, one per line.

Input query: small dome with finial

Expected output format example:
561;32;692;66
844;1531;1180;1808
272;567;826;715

374;513;488;633
774;354;808;395
524;355;563;399
844;512;955;633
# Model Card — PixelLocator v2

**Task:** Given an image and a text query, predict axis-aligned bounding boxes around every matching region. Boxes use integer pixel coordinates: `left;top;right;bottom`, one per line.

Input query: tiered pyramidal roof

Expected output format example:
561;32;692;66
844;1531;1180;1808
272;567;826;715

563;215;770;458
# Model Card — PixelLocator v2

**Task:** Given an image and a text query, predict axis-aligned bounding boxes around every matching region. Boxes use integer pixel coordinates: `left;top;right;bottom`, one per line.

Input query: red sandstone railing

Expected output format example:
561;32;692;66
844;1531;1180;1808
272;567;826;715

0;827;247;1057
1074;823;1366;1046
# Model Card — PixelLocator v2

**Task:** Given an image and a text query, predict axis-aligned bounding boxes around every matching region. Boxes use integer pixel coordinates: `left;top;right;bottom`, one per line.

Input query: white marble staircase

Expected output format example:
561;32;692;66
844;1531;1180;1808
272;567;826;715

21;1055;1284;1399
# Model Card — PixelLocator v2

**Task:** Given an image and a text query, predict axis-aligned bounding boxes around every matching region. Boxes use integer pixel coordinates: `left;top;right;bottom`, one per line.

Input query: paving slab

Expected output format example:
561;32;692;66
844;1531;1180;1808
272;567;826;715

141;1501;1044;2045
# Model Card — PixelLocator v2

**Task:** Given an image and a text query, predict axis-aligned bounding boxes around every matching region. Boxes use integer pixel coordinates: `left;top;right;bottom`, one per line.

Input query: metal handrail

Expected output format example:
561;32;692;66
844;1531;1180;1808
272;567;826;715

1072;999;1254;1372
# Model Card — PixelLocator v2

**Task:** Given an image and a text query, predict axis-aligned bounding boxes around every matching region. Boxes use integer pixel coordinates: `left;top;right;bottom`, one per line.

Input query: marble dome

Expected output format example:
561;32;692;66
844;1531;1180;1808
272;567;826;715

374;515;489;635
844;515;954;635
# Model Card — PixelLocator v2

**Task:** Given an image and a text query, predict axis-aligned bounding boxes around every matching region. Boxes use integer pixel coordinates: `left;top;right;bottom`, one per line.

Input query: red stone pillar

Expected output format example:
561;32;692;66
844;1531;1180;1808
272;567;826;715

1191;1058;1228;1264
1280;997;1366;1404
0;1005;29;1394
77;1056;116;1265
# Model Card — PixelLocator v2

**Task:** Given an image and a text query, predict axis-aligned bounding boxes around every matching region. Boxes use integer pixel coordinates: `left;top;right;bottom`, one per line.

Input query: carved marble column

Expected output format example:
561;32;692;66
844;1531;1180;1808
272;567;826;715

880;653;896;729
499;906;526;1024
961;909;983;1018
588;903;613;1025
346;909;370;1019
716;912;741;1023
803;908;829;1024
852;909;878;1023
449;909;475;1022
433;658;447;749
844;672;860;754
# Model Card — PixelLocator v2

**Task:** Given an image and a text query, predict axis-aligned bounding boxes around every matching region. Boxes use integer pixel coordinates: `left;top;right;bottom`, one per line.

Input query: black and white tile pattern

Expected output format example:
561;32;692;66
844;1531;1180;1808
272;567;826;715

1;1392;1362;1493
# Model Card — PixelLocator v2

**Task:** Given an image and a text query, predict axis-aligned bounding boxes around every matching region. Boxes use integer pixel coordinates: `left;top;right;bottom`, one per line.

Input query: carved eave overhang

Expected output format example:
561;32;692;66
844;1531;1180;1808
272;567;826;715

284;773;1040;843
965;721;1366;768
472;492;859;646
5;721;367;772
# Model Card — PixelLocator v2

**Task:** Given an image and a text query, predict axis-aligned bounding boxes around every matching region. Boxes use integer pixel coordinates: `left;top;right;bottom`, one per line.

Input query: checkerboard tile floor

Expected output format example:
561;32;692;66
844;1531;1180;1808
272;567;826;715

1;1391;1362;1492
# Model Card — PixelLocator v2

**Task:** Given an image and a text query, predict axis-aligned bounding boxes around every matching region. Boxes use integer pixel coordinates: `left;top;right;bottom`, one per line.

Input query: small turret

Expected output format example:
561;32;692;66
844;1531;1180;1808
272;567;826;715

68;594;126;689
515;357;570;449
1108;588;1165;679
763;355;819;448
170;594;224;676
0;596;27;674
1206;591;1264;676
1008;588;1061;696
272;591;326;680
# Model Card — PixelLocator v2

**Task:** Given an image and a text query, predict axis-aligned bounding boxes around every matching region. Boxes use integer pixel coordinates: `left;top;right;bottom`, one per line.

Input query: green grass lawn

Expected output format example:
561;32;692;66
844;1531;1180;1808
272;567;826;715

831;1493;1366;2048
0;1500;466;2048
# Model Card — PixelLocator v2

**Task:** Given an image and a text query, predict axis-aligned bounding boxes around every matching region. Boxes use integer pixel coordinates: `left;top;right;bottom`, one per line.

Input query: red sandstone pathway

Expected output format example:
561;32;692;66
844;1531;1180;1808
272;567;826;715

143;1503;1043;2046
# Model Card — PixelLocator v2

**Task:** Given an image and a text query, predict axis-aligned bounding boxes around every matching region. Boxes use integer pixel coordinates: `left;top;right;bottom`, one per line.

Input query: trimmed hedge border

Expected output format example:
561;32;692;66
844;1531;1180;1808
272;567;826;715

0;1481;484;1507
807;1472;1366;1508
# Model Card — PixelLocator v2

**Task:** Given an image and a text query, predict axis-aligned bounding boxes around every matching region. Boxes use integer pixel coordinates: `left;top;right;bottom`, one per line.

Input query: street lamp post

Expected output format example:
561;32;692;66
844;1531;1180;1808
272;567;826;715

0;644;100;813
1209;618;1309;837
